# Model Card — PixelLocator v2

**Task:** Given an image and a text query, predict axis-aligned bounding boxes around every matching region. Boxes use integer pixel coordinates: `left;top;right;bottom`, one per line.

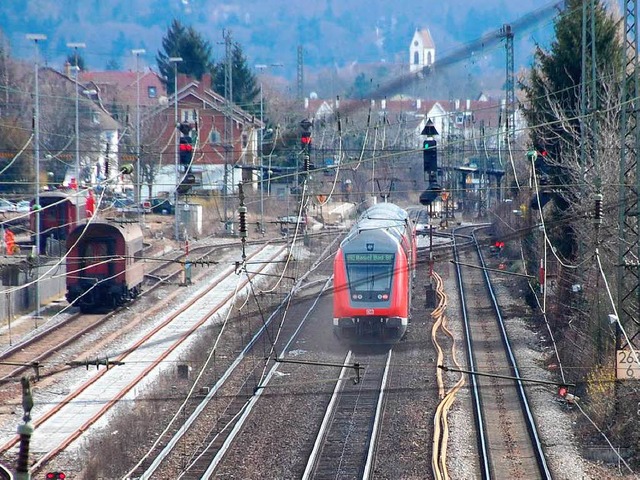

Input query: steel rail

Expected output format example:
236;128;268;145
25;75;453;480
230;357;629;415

453;226;491;479
138;235;343;478
471;229;552;479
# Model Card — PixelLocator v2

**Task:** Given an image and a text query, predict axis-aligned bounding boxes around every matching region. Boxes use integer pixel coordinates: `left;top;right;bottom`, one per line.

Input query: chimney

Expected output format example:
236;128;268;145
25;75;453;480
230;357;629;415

416;98;421;110
381;98;386;110
200;73;212;93
454;99;460;110
177;73;191;92
466;99;471;110
64;61;71;78
304;97;309;109
371;99;375;108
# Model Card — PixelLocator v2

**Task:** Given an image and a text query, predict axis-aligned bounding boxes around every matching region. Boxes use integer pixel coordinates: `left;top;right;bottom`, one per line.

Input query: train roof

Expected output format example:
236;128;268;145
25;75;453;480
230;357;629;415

36;189;87;206
67;218;144;245
342;203;411;246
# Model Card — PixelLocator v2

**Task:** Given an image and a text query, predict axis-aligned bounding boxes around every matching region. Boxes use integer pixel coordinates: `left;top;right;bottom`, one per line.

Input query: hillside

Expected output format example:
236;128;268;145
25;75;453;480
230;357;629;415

3;0;555;98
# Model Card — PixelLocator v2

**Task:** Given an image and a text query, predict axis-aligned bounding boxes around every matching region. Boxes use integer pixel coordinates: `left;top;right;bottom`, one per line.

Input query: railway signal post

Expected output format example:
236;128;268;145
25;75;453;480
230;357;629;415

299;118;313;243
419;119;440;276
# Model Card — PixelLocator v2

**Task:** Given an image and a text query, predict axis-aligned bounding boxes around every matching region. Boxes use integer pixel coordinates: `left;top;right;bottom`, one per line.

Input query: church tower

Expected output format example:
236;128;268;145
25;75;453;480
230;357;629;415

409;28;435;73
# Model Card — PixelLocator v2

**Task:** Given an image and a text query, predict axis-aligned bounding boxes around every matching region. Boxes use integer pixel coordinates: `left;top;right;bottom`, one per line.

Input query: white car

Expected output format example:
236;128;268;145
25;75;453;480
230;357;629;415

16;200;31;213
277;215;307;225
411;209;431;236
0;199;16;213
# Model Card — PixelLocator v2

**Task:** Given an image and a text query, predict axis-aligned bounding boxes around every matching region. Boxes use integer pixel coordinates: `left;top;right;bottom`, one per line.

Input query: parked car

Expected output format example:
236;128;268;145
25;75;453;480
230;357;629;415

410;209;431;236
113;197;135;212
150;198;175;215
277;215;307;225
15;200;31;213
112;197;145;213
0;199;16;213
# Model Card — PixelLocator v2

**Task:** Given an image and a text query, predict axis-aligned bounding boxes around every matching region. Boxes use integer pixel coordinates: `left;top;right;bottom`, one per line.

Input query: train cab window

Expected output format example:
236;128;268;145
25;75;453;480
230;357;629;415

345;253;394;301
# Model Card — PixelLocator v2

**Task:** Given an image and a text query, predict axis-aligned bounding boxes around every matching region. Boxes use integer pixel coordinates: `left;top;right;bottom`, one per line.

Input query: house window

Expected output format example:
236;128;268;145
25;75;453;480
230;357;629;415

148;86;157;98
209;130;221;144
413;52;419;65
427;52;432;65
181;109;197;123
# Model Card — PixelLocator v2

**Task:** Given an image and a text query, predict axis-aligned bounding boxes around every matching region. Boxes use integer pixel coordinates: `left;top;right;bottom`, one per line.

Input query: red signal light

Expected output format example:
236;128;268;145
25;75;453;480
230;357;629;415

179;143;193;152
301;135;312;145
558;385;568;397
45;473;66;479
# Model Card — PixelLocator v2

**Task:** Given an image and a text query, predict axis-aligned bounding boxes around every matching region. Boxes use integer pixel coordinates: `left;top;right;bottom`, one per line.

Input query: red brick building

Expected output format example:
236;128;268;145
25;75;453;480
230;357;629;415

145;73;263;196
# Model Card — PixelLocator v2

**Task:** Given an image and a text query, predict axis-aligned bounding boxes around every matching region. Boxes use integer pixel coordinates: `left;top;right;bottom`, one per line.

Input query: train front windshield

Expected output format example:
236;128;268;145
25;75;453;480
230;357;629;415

345;253;395;301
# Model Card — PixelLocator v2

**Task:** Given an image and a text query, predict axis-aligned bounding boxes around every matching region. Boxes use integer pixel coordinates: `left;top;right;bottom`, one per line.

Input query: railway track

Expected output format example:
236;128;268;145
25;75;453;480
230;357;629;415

0;243;289;476
303;349;392;479
0;240;244;423
123;237;341;479
451;226;550;479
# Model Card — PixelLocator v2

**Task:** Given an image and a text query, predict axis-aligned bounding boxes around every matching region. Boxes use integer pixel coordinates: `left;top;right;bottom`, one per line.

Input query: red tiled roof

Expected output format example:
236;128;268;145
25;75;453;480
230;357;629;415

419;29;435;49
79;70;166;107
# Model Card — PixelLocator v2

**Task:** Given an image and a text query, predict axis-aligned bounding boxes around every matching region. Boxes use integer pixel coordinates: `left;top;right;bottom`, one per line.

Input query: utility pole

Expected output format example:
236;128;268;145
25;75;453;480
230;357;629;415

27;33;46;322
501;24;514;141
616;0;640;407
259;81;264;234
169;56;183;241
297;45;304;106
446;109;454;223
224;30;233;233
15;377;34;480
67;41;85;224
132;49;146;225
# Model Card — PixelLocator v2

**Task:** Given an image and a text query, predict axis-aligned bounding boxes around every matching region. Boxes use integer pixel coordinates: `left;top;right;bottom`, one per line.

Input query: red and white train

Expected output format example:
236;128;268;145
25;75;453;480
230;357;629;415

333;203;417;339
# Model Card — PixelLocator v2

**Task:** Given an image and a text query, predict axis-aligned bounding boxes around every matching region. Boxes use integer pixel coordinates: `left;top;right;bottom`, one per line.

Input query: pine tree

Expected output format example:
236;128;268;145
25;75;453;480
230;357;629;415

156;19;214;94
520;0;621;258
347;73;372;99
66;52;86;71
521;0;620;193
212;42;260;115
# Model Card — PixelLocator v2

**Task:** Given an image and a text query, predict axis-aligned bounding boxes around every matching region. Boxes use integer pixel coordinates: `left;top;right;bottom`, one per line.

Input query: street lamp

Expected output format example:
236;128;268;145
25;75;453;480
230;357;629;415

169;57;183;241
67;42;85;223
132;49;145;224
254;63;283;234
27;33;46;321
259;81;264;233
